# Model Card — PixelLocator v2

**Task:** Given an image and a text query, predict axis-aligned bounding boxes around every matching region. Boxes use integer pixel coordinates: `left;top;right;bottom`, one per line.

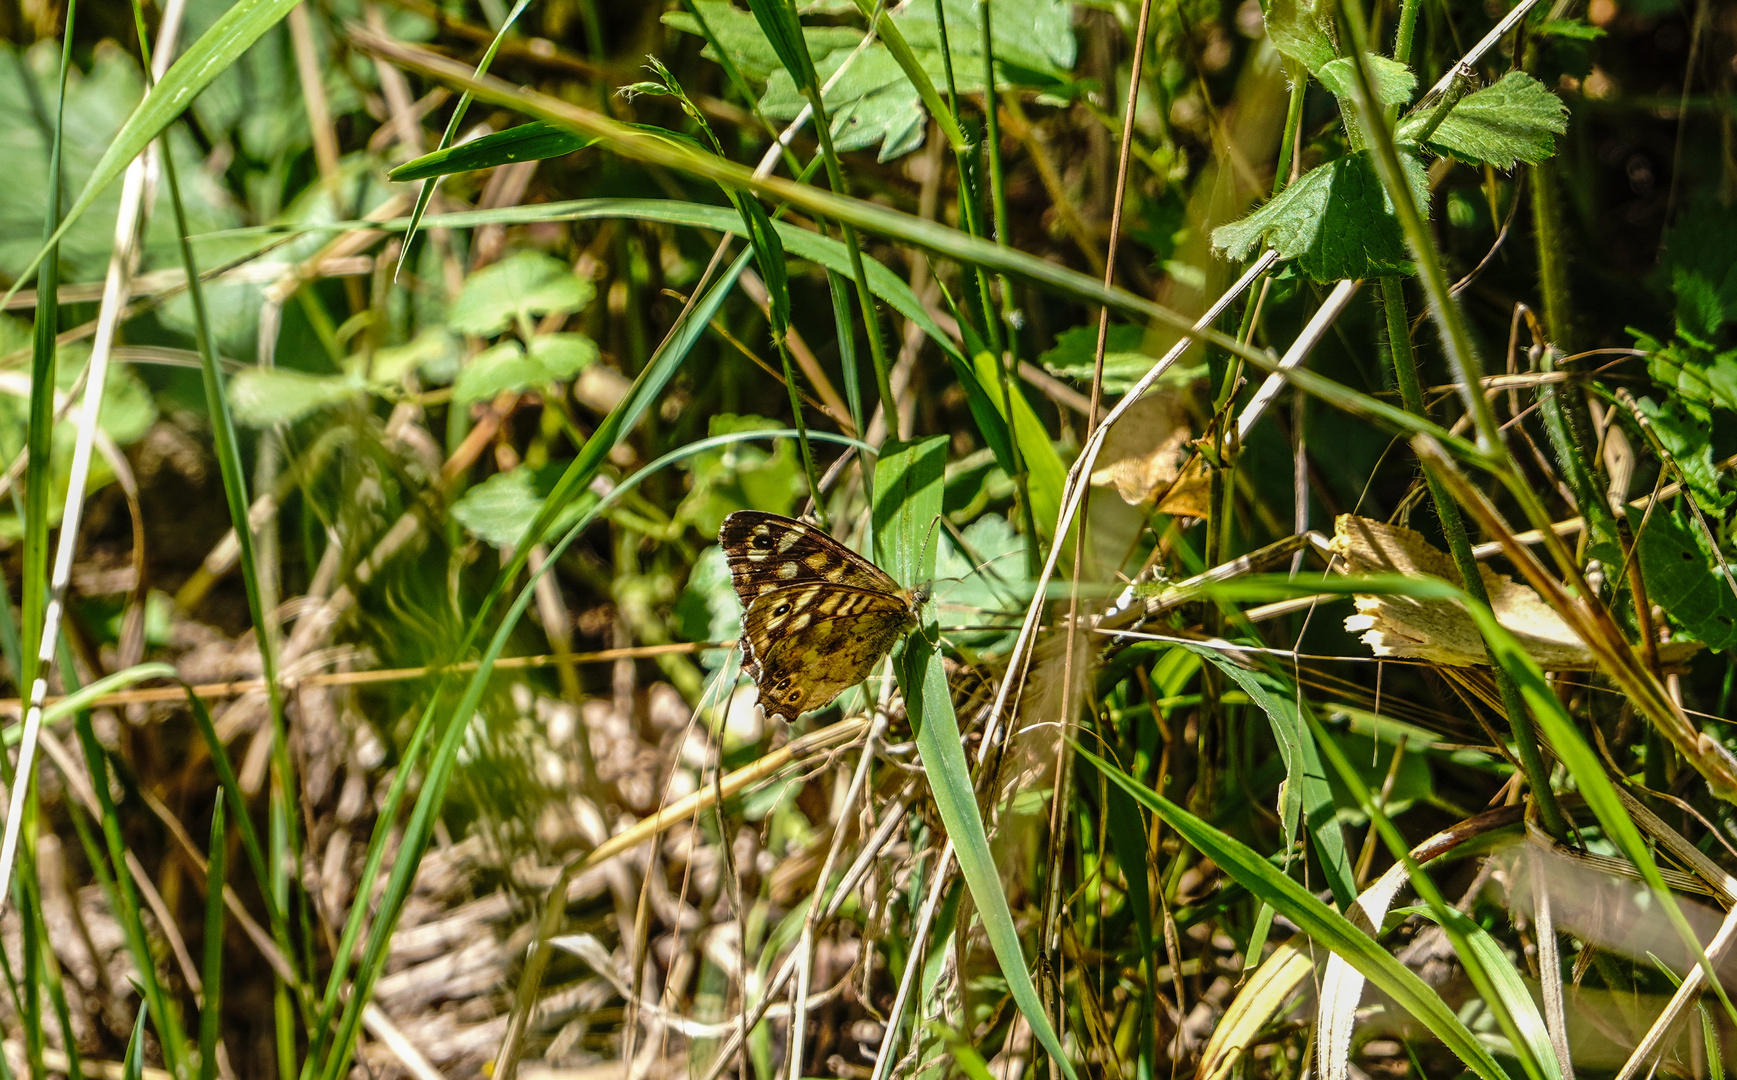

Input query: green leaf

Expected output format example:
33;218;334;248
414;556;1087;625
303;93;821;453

1037;323;1205;394
664;0;861;82
1318;54;1417;108
1537;18;1605;39
1263;0;1338;73
1635;394;1732;513
1390;905;1561;1079
451;464;596;548
452;334;597;405
674;414;806;535
1187;648;1356;908
1661;203;1737;340
668;0;1073;162
388;121;598;182
1406;71;1568;169
1636;509;1737;652
448;250;595;337
6;0;301;304
1212;150;1428;281
228;367;364;427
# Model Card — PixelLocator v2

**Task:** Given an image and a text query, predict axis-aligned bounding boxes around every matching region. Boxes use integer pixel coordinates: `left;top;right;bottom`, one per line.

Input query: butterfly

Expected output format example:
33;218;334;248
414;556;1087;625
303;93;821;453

720;511;930;722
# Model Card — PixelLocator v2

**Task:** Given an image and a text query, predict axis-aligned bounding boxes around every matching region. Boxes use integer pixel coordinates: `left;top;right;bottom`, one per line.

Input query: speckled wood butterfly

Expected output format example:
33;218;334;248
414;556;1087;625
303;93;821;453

720;511;929;722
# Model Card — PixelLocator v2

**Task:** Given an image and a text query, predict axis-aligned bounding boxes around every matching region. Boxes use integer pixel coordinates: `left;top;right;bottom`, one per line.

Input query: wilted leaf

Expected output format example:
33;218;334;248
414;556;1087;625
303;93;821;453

1212;150;1428;281
1157;455;1213;519
1091;392;1192;505
1331;514;1700;669
1404;71;1568;170
448;250;595;337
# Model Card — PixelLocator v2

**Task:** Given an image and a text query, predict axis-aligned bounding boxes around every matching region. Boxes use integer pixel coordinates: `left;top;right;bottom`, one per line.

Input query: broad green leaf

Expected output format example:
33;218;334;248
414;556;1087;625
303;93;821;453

1636;509;1737;652
1404;71;1568;170
931;515;1027;633
1537;18;1605;39
1037;323;1205;394
1318;54;1417;109
1263;0;1338;73
7;0;301;303
371;328;458;383
0;42;241;284
448;251;595;337
674;415;805;536
452;334;597;405
1660;202;1737;340
228;368;363;427
1635;395;1732;512
668;0;1073;161
451;465;596;548
388;121;599;182
1213;150;1428;281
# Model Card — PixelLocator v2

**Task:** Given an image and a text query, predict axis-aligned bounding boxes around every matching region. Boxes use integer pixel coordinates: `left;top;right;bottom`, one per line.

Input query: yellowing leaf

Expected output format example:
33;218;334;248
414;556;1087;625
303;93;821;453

1330;514;1700;670
1156;454;1212;519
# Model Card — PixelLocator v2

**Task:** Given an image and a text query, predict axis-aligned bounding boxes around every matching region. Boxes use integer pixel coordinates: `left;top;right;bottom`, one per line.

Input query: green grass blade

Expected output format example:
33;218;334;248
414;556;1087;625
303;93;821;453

1394;905;1560;1079
392;0;532;277
882;438;1081;1080
199;793;227;1080
1078;742;1512;1080
389;121;598;181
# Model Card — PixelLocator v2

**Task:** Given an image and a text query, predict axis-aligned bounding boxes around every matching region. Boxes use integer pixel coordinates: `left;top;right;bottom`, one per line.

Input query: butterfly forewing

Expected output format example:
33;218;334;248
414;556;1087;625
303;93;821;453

720;511;922;722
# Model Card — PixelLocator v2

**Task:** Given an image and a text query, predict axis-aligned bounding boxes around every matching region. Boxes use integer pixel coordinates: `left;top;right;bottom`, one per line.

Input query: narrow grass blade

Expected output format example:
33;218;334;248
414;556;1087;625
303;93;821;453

199;793;227;1080
881;439;1081;1080
1394;904;1560;1079
1078;743;1512;1080
389;121;598;181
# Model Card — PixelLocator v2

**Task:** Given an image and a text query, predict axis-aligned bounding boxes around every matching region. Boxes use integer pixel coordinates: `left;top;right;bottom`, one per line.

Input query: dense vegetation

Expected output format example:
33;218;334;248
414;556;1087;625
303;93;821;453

0;0;1732;1078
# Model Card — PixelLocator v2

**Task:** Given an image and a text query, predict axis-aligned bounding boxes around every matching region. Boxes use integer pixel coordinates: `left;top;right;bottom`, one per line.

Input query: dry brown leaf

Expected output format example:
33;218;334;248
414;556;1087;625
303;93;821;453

1091;392;1192;505
1157;454;1212;519
1330;513;1701;670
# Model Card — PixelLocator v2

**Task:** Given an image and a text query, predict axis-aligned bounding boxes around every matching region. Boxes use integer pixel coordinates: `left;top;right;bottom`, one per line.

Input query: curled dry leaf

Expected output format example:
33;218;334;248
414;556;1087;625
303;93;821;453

1331;514;1701;669
1157;454;1213;519
1091;391;1192;505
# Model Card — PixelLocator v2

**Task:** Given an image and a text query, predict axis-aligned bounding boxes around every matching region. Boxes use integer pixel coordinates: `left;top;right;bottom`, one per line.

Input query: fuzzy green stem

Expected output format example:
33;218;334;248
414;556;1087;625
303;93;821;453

1381;280;1568;839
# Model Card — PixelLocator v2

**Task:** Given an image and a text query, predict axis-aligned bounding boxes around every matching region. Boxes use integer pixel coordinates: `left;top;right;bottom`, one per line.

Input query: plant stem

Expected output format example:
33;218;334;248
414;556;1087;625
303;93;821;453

1381;279;1569;838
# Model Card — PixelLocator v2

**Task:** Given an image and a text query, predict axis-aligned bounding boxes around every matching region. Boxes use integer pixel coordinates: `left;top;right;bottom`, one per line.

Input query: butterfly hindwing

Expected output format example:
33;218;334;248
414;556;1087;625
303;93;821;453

720;511;921;722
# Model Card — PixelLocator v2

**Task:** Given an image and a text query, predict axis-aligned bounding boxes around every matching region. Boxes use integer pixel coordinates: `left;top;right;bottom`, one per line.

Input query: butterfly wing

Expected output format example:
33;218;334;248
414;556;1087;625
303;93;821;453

720;510;903;612
741;583;919;721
